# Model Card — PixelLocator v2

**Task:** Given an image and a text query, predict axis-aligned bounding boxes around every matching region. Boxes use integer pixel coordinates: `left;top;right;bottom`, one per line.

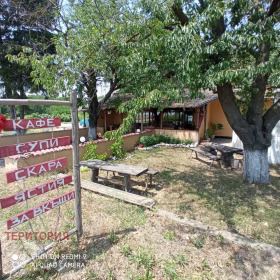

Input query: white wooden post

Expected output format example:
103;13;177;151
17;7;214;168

70;92;83;239
0;238;2;280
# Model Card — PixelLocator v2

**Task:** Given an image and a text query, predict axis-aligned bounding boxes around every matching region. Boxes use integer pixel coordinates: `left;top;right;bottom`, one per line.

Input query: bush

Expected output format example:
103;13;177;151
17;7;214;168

47;106;71;122
25;112;47;119
184;139;193;145
139;136;155;147
170;137;181;144
139;135;191;147
110;137;126;159
83;141;107;160
158;135;171;143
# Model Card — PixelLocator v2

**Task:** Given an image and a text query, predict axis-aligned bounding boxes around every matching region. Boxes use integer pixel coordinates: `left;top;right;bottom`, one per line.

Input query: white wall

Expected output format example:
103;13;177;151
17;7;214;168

232;121;280;164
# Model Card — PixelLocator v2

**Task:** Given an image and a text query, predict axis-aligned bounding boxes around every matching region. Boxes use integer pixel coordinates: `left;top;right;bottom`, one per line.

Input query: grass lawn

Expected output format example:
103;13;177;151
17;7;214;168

120;148;280;247
0;147;279;279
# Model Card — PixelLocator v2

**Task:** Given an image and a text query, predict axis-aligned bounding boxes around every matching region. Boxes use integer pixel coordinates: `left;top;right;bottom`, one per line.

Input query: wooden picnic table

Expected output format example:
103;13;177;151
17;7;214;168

202;143;243;167
80;159;148;192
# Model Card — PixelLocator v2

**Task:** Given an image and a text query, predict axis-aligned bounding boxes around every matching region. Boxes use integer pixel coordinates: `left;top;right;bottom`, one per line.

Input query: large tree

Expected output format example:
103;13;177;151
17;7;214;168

0;0;58;119
122;0;279;184
173;0;280;184
17;0;181;139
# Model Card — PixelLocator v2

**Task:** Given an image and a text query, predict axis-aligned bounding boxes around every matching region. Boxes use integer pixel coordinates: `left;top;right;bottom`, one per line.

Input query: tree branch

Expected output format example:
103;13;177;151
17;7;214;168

217;84;253;146
98;75;119;110
263;98;280;134
267;0;280;17
172;5;189;25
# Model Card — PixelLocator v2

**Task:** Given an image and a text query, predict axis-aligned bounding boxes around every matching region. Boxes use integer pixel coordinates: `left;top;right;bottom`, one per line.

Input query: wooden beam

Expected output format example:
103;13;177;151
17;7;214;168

104;110;107;132
70;92;83;239
0;99;71;106
160;112;163;129
81;179;156;208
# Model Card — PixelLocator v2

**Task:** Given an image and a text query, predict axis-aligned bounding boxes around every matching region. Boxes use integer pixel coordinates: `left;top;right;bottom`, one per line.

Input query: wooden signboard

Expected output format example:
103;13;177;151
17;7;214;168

0;175;72;209
6;157;67;183
3;118;61;131
7;191;75;229
0;136;70;158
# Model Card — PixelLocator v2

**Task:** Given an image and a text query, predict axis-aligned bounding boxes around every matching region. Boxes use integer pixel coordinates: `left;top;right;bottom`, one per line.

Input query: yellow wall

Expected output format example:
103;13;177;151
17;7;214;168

209;100;233;137
154;129;199;142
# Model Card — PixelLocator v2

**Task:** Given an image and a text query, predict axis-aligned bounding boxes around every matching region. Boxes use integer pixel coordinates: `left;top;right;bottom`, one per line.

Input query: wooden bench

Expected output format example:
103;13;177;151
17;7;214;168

80;179;156;208
189;147;221;168
97;169;158;192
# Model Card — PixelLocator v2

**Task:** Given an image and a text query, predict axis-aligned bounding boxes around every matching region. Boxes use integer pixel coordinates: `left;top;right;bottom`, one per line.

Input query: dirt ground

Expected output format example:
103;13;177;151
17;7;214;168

0;147;279;279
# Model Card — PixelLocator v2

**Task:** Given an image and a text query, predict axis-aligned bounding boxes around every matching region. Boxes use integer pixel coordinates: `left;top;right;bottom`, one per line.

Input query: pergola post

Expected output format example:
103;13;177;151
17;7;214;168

160;112;163;129
104;110;107;132
141;111;144;131
83;111;86;128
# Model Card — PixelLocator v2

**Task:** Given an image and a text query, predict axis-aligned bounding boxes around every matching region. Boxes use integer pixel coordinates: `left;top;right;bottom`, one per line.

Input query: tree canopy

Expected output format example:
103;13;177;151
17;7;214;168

11;0;280;183
0;0;59;118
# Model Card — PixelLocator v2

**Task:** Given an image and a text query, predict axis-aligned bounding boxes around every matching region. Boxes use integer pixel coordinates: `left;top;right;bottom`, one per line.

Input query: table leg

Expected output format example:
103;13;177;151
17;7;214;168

91;168;99;182
123;175;131;192
221;152;233;167
149;174;153;187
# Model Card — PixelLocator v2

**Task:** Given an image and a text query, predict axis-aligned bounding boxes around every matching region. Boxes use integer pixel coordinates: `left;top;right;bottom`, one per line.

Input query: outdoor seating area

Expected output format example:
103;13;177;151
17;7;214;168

80;159;158;192
190;143;244;168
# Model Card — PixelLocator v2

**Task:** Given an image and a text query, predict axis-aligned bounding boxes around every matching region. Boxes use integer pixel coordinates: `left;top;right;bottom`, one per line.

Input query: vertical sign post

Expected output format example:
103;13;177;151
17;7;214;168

0;238;2;280
70;92;83;239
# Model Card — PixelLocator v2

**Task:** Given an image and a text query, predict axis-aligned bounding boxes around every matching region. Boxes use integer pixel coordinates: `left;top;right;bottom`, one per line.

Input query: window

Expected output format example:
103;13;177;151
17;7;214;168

135;110;155;127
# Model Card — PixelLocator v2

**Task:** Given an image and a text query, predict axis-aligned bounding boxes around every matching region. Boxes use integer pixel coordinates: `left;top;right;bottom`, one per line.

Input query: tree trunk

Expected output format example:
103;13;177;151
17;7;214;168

216;84;273;184
88;117;98;140
9;106;16;119
88;91;99;140
243;148;270;184
19;87;26;120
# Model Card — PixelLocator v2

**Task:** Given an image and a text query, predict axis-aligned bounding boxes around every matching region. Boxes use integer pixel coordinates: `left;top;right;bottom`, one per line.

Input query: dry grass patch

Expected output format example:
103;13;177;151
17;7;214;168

0;146;279;279
119;147;280;247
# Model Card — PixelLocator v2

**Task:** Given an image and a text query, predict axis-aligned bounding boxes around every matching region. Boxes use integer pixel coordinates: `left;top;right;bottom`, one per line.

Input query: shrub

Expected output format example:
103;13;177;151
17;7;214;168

140;135;187;147
47;106;71;122
25;113;46;119
158;135;171;143
139;136;155;147
184;139;193;145
110;137;126;159
83;141;107;160
170;137;181;144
